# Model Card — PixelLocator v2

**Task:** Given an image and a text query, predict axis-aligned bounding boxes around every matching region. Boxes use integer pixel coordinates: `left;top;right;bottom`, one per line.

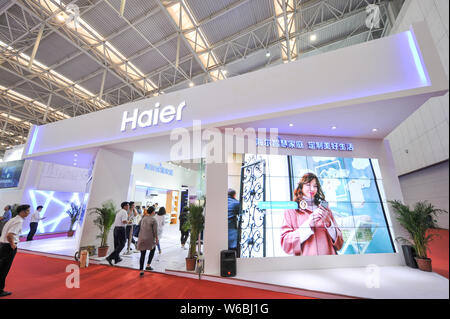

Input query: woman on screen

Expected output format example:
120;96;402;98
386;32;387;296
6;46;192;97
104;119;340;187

281;173;343;256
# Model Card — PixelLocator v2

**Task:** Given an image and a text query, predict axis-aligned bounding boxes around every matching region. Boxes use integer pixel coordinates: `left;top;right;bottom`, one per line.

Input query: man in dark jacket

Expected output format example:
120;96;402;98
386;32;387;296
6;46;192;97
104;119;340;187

179;207;190;249
228;189;240;252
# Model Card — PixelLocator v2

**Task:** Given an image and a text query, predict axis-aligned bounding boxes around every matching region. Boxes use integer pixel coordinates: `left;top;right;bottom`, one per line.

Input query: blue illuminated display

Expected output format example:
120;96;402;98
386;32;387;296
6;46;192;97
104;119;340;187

256;137;354;151
24;190;89;235
144;163;174;176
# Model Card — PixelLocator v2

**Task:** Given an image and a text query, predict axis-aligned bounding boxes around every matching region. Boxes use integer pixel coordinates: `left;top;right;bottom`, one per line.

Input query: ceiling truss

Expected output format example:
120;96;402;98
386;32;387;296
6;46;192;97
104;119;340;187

0;0;401;156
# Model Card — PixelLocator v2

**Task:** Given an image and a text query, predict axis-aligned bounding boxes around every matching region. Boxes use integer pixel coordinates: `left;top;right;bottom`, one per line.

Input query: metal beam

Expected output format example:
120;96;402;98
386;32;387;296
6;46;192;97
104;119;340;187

103;0;191;83
119;0;126;16
28;24;45;70
156;1;212;80
17;0;146;98
0;1;15;17
61;0;389;103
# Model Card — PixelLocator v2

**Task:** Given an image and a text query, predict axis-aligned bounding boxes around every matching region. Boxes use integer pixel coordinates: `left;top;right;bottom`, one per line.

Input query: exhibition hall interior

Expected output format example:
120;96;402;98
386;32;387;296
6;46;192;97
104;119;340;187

0;0;449;301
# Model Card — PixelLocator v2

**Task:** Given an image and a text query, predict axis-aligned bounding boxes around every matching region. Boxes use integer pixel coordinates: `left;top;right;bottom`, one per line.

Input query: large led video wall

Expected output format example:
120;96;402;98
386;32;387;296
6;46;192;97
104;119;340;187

0;160;25;189
228;154;395;258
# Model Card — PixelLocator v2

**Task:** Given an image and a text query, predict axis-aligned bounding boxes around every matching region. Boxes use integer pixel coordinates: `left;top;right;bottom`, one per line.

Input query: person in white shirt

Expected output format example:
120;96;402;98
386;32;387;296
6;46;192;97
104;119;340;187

106;202;130;266
154;207;166;254
0;204;31;297
26;206;46;241
126;201;138;251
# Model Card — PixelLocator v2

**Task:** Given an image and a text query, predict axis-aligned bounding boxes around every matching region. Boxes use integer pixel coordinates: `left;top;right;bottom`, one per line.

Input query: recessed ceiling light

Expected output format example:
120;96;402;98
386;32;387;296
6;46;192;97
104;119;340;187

74;154;78;157
73;163;77;166
266;51;271;58
310;34;317;42
56;15;65;22
332;126;337;130
189;82;194;87
372;128;378;132
289;123;294;127
283;60;288;64
222;69;228;75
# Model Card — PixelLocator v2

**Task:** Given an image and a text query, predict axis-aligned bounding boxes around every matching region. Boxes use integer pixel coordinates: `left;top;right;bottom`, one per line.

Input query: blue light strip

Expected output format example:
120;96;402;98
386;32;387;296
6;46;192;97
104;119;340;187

407;30;430;86
27;125;39;155
258;201;299;210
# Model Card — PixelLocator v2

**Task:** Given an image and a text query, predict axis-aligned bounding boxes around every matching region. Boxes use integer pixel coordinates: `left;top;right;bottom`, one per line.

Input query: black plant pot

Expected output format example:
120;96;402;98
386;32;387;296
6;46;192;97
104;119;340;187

402;245;418;268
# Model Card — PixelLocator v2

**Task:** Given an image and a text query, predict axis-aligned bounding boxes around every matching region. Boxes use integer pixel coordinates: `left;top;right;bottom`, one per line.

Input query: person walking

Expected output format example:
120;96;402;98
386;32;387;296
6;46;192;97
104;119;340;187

126;201;138;251
154;207;166;255
137;206;158;276
228;189;241;252
179;206;190;249
0;205;12;237
133;208;143;238
26;206;46;241
106;202;129;266
0;204;30;297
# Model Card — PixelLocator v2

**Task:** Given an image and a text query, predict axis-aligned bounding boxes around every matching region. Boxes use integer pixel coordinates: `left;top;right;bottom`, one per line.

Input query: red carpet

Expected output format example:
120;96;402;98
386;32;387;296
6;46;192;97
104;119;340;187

3;253;313;299
427;228;449;278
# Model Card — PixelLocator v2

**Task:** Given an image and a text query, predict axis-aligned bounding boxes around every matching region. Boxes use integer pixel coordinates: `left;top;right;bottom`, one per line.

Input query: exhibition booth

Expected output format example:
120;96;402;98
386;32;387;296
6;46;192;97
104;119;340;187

1;22;448;298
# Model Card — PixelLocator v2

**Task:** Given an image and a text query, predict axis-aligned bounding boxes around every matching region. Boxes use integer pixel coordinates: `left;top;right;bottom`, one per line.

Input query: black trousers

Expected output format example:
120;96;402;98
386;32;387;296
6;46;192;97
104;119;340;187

139;248;156;270
107;227;126;263
0;243;17;292
180;230;189;245
27;222;38;241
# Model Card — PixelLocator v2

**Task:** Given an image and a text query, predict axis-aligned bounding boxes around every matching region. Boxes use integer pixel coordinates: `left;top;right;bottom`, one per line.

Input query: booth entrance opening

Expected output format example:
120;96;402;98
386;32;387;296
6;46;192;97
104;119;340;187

16;149;206;274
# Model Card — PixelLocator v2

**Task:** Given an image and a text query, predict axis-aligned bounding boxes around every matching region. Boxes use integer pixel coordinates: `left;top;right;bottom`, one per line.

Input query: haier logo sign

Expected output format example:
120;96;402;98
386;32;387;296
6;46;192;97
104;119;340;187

121;101;187;132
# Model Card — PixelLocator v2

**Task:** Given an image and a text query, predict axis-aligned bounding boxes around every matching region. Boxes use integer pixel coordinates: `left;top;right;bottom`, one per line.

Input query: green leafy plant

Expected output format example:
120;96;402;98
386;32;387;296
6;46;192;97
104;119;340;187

89;200;117;248
182;202;205;259
66;202;81;232
389;200;447;259
10;204;20;218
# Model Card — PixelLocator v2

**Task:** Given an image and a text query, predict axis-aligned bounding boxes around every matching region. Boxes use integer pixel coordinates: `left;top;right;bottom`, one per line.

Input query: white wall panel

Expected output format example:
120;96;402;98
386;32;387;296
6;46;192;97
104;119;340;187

387;0;449;231
387;0;449;176
77;148;133;251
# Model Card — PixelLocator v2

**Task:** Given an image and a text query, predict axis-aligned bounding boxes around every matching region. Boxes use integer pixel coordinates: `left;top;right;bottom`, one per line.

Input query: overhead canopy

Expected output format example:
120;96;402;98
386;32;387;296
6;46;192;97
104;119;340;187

22;23;449;166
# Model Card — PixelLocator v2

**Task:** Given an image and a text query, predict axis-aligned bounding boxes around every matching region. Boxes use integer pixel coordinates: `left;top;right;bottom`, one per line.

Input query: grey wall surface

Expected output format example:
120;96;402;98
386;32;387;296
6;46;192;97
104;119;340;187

399;160;449;229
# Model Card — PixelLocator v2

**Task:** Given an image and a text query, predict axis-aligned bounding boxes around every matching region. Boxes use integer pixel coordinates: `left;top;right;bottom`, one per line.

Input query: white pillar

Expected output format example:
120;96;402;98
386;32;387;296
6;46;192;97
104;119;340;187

203;161;228;275
78;148;133;251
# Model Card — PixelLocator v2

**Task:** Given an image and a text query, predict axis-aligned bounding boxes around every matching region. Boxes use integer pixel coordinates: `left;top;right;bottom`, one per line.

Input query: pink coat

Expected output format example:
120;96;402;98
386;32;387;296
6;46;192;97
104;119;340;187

281;208;344;256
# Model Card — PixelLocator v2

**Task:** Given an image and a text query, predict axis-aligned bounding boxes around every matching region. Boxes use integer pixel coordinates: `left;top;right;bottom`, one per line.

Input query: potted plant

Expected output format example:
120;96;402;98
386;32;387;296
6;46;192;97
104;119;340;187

182;202;205;271
10;204;20;218
66;203;81;237
89;200;117;257
389;200;447;272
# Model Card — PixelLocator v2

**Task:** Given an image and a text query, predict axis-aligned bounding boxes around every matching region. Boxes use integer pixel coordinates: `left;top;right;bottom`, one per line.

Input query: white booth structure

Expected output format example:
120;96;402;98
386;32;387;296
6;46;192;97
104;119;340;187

2;22;448;298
